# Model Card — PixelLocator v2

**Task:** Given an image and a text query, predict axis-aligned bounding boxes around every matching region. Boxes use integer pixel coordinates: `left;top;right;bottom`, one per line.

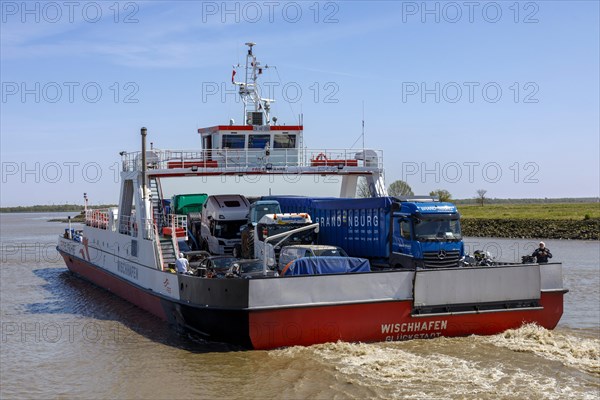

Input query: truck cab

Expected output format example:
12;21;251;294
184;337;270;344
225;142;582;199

390;201;464;269
248;200;281;226
200;194;250;254
254;213;318;267
236;200;281;258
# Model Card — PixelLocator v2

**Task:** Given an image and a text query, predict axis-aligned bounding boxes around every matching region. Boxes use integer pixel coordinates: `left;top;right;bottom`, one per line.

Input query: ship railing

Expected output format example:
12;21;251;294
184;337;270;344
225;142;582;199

118;215;154;239
121;148;384;171
85;209;110;230
302;149;383;169
118;215;137;236
162;214;187;239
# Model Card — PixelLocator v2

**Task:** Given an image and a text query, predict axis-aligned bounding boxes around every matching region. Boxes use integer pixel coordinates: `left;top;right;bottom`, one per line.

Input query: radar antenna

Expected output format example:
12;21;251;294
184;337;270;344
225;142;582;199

232;42;274;126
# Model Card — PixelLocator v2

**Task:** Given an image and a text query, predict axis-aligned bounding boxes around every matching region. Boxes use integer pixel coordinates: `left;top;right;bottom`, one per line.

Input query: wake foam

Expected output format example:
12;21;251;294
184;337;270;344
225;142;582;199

486;323;600;375
270;335;599;399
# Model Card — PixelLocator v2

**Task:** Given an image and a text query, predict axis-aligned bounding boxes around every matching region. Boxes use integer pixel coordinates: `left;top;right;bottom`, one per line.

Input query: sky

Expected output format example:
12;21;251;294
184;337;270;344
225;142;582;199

1;0;599;206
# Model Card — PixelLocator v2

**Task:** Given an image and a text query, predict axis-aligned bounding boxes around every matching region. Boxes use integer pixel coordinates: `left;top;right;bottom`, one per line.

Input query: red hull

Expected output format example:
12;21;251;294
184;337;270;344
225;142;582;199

248;292;564;350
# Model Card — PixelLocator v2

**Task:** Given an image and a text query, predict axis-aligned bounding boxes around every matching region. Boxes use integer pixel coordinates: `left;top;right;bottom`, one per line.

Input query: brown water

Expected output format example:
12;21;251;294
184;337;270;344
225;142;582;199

1;213;598;399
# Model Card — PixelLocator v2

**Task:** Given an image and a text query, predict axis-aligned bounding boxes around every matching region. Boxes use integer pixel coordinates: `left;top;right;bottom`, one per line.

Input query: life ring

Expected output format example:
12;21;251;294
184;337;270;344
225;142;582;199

315;153;328;161
279;260;294;277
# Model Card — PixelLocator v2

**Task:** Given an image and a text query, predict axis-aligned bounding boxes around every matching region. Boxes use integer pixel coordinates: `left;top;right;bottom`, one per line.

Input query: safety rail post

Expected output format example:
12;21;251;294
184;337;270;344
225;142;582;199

153;223;165;270
169;214;185;259
143;219;154;240
171;215;177;261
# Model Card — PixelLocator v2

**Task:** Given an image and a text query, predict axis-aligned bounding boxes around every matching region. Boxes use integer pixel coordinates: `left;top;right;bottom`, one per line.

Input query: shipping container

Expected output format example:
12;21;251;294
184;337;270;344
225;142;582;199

310;197;393;258
266;196;394;259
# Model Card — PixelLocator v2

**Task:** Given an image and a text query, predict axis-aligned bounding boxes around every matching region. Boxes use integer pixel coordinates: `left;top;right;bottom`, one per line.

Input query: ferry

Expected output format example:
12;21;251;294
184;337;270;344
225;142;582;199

57;43;567;349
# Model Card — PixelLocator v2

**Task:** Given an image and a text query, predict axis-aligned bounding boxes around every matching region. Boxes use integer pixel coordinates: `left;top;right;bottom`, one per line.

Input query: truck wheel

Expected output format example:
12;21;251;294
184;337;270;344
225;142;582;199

244;234;254;258
233;244;242;258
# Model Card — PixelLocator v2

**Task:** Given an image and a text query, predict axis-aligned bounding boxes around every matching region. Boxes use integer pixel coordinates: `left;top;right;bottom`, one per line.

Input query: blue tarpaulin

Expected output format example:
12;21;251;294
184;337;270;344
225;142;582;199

281;256;371;276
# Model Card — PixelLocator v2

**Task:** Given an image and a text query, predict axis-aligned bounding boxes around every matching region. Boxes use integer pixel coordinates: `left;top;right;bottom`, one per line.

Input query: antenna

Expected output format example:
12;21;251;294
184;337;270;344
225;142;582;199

362;101;365;156
232;42;274;126
349;103;367;150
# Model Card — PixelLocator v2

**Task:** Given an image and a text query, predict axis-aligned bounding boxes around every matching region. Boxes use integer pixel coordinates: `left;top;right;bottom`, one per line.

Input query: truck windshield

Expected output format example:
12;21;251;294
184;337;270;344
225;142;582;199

257;223;317;245
252;204;281;224
214;220;246;239
414;218;461;241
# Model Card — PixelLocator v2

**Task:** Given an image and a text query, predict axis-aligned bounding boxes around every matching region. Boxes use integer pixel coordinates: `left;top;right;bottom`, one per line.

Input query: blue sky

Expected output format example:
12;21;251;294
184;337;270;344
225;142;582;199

1;1;599;206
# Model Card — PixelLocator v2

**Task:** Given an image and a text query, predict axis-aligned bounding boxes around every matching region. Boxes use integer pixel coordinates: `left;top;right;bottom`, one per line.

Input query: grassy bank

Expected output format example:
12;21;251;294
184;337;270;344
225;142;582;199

458;203;599;220
458;203;600;240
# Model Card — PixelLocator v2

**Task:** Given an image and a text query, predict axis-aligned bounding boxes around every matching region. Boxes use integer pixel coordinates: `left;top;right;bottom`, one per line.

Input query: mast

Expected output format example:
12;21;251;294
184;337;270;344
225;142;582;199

362;101;365;159
141;127;147;200
232;42;274;126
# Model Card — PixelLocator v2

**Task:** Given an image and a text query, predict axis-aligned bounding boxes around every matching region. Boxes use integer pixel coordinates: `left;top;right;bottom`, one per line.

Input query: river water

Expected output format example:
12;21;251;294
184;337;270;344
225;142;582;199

1;212;598;399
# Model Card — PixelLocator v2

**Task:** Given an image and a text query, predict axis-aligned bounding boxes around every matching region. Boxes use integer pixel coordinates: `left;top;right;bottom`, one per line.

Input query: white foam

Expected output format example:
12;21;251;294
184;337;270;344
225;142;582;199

270;338;599;399
486;324;600;375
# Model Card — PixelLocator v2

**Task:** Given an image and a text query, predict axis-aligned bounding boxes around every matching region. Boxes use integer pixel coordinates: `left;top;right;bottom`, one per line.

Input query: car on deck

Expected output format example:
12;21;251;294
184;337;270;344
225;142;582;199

227;259;278;279
278;245;348;270
197;255;240;278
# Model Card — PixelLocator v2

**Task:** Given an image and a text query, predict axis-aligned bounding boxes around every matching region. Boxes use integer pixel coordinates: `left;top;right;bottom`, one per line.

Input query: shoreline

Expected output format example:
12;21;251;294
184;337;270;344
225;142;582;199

45;217;598;241
0;205;116;213
3;206;600;240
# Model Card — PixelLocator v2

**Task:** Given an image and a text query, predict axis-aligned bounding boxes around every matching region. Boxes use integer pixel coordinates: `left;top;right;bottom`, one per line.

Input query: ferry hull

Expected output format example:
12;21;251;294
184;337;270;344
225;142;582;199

59;250;169;321
59;249;565;350
247;292;564;349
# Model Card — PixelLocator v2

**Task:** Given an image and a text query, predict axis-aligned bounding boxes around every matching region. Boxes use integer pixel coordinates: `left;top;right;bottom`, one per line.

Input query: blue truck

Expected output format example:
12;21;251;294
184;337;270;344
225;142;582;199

263;196;464;269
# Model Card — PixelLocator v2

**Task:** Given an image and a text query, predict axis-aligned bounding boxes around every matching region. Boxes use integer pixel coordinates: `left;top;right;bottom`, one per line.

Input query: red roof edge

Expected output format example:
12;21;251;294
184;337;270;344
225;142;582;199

198;125;303;134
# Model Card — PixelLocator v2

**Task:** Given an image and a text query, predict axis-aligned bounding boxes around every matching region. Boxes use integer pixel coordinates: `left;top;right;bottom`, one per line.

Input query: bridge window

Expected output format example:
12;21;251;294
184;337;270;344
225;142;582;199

222;135;245;149
274;134;296;149
248;134;271;149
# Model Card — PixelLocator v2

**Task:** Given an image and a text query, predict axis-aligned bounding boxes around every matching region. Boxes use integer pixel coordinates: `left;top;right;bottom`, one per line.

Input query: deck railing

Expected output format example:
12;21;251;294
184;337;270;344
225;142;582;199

118;215;155;240
120;148;383;172
85;209;111;230
166;214;188;234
